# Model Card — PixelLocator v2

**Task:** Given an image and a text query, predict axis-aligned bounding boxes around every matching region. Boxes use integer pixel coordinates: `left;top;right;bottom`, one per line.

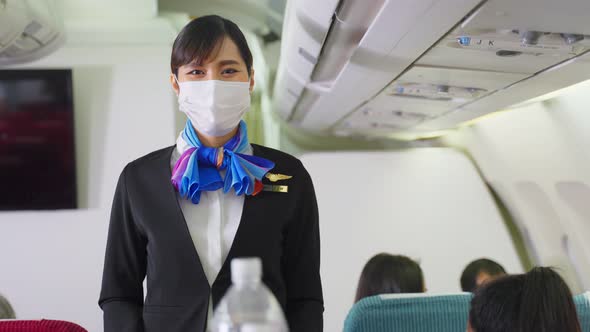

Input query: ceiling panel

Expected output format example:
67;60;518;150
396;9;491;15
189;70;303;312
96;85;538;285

56;0;157;19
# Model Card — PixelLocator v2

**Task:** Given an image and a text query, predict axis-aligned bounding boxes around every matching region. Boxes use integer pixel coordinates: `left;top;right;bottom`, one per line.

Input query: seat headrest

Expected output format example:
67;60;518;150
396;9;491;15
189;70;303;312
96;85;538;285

345;292;590;332
574;292;590;332
0;319;87;332
344;293;472;332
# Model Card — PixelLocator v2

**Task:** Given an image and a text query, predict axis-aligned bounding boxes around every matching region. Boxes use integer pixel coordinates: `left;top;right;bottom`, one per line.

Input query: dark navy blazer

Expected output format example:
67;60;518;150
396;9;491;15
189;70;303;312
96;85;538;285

99;144;323;332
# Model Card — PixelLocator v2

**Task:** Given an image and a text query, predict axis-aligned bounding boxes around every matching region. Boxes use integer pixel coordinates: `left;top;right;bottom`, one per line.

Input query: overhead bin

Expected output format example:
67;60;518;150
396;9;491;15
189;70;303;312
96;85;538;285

294;0;483;131
272;0;340;118
289;0;387;122
274;91;299;120
273;67;307;119
274;0;590;139
279;6;326;82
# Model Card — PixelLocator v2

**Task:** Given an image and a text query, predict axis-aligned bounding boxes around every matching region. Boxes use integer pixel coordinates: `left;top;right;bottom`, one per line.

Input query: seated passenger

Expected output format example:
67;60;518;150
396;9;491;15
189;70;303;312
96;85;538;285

0;292;15;319
468;267;581;332
461;258;506;292
354;253;424;302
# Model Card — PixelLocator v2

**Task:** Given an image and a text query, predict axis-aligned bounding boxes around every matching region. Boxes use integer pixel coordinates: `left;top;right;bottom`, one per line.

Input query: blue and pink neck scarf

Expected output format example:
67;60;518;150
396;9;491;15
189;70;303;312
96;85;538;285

171;120;274;204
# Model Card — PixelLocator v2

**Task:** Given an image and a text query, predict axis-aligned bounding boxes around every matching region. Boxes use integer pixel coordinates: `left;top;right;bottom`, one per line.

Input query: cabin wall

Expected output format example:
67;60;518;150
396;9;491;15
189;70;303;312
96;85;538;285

0;45;177;331
443;79;590;294
300;149;523;332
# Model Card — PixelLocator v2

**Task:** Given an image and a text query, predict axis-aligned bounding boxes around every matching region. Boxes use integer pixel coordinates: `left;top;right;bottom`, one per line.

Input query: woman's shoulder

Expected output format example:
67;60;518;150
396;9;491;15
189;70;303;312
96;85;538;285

251;144;312;181
252;144;302;167
125;145;176;172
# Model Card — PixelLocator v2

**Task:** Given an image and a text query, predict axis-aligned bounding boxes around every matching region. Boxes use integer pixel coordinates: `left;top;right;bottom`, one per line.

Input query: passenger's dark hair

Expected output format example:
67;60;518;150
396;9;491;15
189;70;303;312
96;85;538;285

170;15;253;76
461;258;506;292
469;267;581;332
354;253;424;302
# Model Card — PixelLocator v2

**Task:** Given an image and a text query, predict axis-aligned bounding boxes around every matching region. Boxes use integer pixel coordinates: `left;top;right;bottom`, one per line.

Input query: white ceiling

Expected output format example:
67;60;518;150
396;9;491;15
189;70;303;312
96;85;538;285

157;0;285;36
55;0;158;20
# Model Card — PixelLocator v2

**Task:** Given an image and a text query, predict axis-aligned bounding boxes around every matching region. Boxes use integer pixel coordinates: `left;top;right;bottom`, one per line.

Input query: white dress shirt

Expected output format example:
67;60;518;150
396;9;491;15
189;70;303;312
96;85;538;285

170;134;250;321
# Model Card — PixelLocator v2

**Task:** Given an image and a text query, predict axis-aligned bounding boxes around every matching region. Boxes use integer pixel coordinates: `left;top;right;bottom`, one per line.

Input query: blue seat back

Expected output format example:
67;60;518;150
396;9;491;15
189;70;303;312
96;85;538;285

344;293;472;332
575;292;590;332
344;292;590;332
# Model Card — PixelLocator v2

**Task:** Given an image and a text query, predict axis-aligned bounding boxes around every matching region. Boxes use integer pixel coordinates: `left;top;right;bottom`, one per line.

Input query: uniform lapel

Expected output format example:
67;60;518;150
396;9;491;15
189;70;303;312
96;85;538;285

156;145;210;289
211;144;267;306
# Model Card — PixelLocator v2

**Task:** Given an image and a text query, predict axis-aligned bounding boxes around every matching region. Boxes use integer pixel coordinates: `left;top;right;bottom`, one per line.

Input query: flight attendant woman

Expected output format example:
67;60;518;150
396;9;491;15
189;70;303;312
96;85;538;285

99;15;323;332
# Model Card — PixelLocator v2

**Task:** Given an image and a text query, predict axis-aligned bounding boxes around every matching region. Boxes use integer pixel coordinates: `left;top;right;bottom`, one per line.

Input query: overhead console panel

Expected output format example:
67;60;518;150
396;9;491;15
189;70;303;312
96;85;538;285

334;65;529;134
419;29;590;74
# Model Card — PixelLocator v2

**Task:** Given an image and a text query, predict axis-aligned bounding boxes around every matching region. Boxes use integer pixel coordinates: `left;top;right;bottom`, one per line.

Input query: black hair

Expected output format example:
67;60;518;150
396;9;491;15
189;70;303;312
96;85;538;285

469;267;581;332
461;258;507;292
170;15;253;77
354;253;424;302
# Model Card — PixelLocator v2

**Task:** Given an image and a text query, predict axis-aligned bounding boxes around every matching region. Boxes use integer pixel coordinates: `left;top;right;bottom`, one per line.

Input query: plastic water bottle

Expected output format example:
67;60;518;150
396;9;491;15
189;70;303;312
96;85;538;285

209;257;289;332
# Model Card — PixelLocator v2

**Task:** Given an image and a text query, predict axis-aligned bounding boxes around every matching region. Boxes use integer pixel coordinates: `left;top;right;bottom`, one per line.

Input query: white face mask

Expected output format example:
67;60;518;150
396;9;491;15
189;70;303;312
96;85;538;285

176;79;251;137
